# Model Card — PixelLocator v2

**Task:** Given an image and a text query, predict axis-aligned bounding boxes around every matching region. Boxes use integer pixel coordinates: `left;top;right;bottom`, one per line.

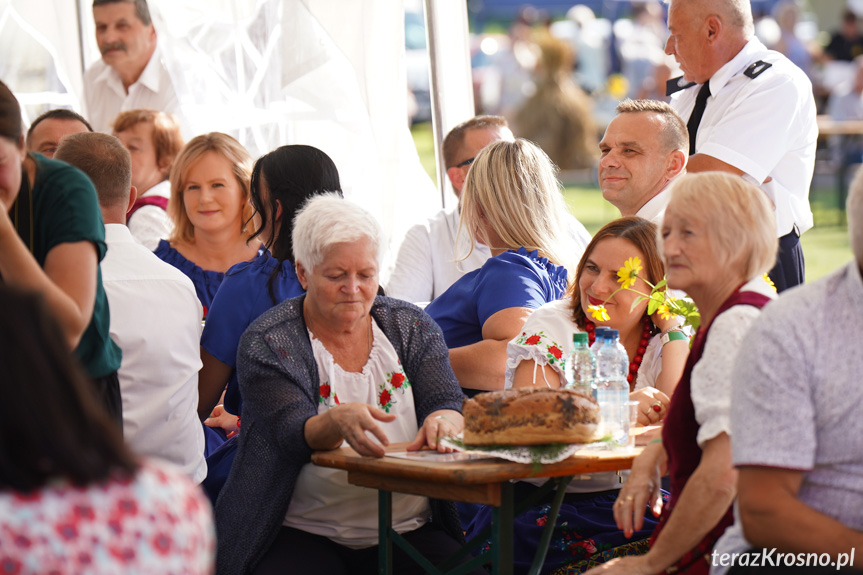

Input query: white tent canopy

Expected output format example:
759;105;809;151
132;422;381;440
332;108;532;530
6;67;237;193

0;0;474;279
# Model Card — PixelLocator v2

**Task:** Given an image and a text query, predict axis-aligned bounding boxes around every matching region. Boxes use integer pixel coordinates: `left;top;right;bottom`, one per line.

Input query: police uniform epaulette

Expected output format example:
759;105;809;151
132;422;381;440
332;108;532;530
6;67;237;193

744;60;772;79
666;76;696;96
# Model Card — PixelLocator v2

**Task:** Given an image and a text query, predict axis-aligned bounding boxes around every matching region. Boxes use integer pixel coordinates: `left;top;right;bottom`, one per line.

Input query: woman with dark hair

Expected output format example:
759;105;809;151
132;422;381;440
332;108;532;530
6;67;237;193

508;216;687;415
466;217;689;574
197;145;342;501
0;80;123;424
0;286;214;573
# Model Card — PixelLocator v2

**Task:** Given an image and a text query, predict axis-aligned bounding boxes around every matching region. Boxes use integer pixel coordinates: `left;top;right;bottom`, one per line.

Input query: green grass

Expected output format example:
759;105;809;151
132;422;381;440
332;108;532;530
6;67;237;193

411;123;853;283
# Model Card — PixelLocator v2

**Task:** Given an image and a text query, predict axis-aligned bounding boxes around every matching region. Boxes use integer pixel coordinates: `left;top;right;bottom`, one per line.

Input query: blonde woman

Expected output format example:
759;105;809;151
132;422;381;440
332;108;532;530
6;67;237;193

425;138;586;394
155;133;258;317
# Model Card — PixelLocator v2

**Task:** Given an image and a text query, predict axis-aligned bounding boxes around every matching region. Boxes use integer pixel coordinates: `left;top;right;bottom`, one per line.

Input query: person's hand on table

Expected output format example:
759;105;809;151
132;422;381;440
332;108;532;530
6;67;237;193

328;403;395;458
630;386;669;425
406;409;463;453
204;404;240;438
613;442;665;538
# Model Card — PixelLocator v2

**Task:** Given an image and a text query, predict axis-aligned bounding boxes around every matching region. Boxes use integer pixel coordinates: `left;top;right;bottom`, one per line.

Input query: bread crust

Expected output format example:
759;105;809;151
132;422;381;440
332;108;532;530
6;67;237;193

462;388;600;446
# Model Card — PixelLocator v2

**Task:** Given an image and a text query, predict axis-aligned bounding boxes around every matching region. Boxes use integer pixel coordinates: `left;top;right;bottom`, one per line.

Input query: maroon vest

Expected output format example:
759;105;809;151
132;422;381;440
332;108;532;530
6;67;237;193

127;195;169;220
650;289;772;575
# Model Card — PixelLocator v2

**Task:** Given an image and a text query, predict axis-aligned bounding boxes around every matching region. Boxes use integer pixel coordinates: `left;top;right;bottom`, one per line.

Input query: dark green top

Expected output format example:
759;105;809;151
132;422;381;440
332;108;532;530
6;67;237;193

14;154;121;378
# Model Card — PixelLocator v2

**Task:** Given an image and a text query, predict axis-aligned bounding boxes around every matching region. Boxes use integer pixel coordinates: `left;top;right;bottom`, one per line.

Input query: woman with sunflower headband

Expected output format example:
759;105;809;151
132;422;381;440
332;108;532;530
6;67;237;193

463;217;689;574
507;216;689;421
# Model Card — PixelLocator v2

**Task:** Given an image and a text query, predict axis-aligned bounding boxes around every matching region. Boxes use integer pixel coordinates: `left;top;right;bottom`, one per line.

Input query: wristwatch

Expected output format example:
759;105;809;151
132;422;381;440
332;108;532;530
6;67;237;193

660;328;688;346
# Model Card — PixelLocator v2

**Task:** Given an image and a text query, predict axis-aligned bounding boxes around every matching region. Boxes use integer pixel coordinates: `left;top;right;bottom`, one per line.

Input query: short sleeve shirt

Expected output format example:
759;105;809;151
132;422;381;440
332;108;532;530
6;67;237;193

201;253;305;415
17;154;122;379
712;263;863;571
154;240;228;318
424;248;570;348
504;298;662;391
670;38;818;236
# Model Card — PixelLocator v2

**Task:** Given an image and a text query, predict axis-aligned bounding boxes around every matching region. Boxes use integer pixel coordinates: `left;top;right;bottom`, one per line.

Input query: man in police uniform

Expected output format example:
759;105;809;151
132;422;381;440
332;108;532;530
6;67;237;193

664;0;817;292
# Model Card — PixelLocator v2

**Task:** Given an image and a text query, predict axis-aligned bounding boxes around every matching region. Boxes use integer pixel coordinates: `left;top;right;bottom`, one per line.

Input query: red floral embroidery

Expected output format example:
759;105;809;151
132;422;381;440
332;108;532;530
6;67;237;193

548;346;563;360
320;383;331;399
334;393;341;405
536;516;547;526
390;373;405;388
379;389;391;407
572;539;597;554
525;334;541;345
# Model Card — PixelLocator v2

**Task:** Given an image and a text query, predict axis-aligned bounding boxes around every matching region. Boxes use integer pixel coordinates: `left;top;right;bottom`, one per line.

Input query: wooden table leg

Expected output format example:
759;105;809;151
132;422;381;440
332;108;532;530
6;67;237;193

491;482;514;575
379;490;393;575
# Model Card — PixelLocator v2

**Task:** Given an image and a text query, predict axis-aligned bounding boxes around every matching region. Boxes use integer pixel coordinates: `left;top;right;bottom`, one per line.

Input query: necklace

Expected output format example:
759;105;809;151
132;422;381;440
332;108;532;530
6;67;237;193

584;315;653;387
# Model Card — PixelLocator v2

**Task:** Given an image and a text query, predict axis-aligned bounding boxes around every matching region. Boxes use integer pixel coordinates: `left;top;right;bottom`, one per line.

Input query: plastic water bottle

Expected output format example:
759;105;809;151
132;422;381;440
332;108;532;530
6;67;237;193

591;326;610;355
595;329;630;446
566;332;596;396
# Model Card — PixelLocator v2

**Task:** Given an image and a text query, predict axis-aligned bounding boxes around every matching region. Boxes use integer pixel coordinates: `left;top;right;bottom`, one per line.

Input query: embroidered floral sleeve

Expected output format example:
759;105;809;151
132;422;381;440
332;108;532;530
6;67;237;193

504;299;579;389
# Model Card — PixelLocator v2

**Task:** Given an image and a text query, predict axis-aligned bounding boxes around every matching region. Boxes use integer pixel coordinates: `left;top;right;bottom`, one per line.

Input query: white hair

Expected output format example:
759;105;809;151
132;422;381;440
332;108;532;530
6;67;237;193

848;168;863;267
665;0;755;38
291;192;384;272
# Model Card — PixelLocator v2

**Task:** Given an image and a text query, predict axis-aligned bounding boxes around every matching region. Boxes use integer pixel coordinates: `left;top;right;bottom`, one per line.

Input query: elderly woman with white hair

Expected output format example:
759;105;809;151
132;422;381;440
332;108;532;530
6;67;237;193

214;194;483;575
584;172;779;575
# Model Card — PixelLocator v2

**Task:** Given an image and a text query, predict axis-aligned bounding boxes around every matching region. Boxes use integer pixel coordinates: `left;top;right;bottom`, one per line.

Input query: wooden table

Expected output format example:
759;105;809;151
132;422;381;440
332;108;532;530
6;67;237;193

312;442;642;575
817;115;863;221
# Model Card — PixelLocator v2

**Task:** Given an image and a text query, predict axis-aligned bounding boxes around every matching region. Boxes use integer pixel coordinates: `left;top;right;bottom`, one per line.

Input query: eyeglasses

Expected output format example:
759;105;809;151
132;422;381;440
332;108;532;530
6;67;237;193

455;157;475;168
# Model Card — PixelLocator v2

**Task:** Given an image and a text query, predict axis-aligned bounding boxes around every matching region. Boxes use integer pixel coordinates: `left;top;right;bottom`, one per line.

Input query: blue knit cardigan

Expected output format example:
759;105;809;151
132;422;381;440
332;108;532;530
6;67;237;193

214;295;466;574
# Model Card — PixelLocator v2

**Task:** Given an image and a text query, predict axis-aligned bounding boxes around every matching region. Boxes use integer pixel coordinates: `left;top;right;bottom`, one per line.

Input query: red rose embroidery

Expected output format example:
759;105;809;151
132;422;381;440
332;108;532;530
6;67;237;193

320;383;331;398
379;389;391;406
573;539;597;554
525;334;541;345
548;346;563;359
390;373;405;388
536;516;547;526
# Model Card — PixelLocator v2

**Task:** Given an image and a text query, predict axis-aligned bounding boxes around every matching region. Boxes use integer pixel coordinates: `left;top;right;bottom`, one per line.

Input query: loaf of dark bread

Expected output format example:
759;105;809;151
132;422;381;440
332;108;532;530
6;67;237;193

462;388;600;446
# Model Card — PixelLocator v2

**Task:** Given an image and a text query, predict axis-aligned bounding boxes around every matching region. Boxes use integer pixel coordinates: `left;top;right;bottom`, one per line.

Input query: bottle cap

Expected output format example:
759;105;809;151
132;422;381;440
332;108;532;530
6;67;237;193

607;329;619;339
573;332;588;344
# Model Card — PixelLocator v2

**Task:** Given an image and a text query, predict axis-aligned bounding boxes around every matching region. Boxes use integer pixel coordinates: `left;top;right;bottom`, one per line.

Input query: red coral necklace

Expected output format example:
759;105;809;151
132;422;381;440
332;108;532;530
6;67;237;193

584;316;653;387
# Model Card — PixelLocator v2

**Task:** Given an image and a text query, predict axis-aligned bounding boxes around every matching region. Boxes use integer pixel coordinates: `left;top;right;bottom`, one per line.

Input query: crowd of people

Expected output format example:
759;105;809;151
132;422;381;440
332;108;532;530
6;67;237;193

1;0;862;574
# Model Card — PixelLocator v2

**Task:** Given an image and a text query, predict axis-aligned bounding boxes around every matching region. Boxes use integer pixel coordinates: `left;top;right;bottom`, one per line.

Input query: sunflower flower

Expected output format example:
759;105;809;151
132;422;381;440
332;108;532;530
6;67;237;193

588;305;610;322
617;256;642;289
656;302;674;321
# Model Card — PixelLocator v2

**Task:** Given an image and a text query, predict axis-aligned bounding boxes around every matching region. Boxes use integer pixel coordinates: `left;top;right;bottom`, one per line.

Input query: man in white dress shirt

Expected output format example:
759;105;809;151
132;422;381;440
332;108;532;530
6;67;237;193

55;132;205;483
599;99;689;223
664;0;817;291
386;116;515;304
84;0;182;135
387;115;591;304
